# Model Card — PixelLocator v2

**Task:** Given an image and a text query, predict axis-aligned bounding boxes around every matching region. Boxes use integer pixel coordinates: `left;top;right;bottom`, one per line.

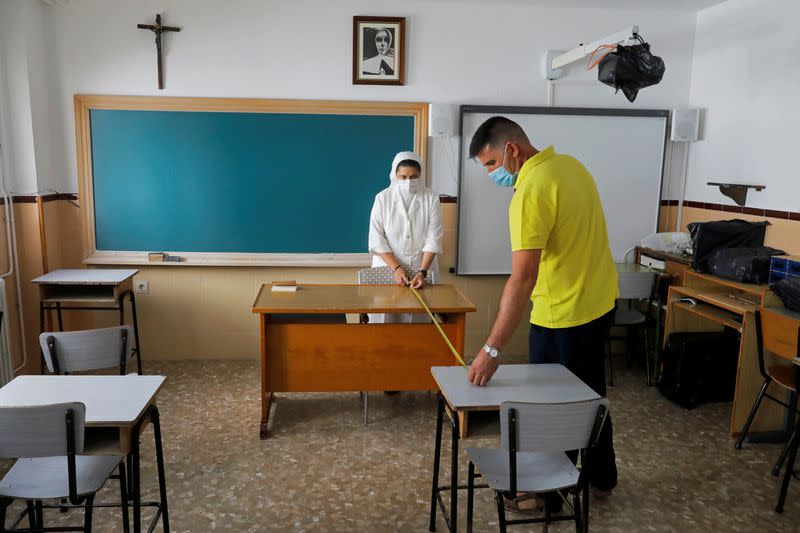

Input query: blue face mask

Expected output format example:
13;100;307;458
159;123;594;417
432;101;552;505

488;145;517;188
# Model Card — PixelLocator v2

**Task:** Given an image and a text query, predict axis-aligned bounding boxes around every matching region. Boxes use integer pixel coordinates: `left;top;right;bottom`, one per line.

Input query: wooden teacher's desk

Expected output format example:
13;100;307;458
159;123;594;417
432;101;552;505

251;284;476;439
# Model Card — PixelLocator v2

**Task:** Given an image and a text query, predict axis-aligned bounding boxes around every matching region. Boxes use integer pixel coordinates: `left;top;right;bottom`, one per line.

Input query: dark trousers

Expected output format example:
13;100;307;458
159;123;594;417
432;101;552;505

528;309;618;491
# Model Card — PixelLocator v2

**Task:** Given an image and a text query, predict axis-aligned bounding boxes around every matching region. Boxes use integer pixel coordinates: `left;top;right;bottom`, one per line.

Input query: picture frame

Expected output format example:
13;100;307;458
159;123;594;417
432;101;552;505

352;16;405;86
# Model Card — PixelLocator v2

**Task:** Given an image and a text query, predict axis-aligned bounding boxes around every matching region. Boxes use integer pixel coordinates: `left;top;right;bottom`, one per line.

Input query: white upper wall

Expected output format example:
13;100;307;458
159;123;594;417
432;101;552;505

4;0;699;195
687;0;798;212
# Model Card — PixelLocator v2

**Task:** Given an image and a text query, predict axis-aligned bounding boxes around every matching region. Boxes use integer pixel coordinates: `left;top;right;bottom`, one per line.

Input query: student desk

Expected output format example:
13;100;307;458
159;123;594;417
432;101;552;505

663;271;786;437
32;269;143;374
0;375;169;533
429;364;599;533
251;284;476;439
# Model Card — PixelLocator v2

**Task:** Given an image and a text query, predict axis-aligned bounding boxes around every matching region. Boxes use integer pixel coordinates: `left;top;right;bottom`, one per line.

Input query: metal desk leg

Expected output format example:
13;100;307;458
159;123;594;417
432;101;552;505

151;406;170;532
119;290;143;374
39;303;46;374
130;292;143;375
429;395;444;532
56;302;63;331
131;423;141;533
652;298;662;386
450;407;460;533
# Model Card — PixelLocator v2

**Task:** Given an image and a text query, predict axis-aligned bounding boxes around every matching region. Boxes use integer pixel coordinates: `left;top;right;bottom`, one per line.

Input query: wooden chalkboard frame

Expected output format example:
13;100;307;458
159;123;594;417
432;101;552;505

74;95;428;266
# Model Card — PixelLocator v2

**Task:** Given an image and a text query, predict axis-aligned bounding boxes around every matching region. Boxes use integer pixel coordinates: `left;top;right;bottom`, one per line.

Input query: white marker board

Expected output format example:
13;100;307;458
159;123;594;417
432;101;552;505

457;106;668;275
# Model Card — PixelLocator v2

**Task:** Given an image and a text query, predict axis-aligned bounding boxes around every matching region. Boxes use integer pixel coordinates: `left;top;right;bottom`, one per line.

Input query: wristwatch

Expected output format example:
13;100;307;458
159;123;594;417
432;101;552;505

417;268;428;279
483;343;502;359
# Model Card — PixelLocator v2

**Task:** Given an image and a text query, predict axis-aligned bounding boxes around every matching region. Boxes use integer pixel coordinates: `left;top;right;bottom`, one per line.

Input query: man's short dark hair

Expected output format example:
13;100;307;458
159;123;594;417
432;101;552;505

468;116;529;158
396;159;421;172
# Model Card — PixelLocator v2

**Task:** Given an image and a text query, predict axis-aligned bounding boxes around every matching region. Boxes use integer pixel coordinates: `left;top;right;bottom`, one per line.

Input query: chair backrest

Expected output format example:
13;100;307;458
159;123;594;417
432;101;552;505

756;308;800;372
500;398;610;454
0;402;85;458
617;271;657;300
357;266;437;285
39;325;134;374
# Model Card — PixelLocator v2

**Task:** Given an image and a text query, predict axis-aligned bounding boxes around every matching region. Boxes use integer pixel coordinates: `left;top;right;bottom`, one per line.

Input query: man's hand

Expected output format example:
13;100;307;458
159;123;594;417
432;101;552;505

467;349;500;386
410;272;425;289
394;268;409;286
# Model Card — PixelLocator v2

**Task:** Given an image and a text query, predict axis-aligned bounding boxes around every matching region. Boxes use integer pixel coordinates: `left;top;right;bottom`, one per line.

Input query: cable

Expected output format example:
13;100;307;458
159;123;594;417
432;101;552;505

410;286;466;367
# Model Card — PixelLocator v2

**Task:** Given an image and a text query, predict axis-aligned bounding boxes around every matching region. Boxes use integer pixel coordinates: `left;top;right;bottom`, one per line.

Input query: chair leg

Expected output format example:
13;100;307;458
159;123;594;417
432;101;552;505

34;500;43;529
775;394;800;475
118;463;130;533
543;494;551;533
773;438;793;477
494;491;507;533
25;500;36;529
363;393;368;426
776;425;800;513
735;378;771;449
0;497;10;533
467;461;475;533
83;494;94;533
573;491;583;533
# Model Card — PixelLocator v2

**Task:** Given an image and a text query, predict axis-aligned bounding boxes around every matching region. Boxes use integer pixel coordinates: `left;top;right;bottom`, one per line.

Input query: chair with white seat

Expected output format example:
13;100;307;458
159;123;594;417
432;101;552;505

0;403;128;533
356;266;438;424
607;270;658;386
465;398;609;533
39;326;134;376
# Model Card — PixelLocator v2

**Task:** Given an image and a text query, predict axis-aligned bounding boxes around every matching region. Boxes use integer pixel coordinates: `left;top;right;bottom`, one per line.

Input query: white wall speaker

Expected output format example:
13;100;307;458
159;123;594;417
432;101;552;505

429;104;457;137
671;108;700;142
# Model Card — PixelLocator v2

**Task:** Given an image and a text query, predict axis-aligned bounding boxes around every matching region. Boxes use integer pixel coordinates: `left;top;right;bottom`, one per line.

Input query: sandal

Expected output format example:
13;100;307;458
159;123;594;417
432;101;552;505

502;493;542;515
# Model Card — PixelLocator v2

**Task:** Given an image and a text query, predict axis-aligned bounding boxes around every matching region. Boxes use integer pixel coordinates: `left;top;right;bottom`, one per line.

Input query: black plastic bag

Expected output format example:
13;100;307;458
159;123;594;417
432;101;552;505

688;219;769;273
772;278;800;312
707;246;785;284
597;35;665;103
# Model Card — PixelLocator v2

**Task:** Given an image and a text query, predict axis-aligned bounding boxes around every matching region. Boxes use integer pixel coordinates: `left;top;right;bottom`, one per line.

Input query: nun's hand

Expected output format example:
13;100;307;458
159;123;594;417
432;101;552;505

394;269;410;286
410;272;425;289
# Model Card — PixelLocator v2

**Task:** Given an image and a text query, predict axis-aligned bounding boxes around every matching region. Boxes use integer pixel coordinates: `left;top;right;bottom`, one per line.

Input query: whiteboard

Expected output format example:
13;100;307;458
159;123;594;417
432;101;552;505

456;106;668;275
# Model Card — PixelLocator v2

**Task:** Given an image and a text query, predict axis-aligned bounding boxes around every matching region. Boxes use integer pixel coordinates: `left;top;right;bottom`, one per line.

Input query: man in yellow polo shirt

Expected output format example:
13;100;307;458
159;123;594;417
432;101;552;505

466;116;619;499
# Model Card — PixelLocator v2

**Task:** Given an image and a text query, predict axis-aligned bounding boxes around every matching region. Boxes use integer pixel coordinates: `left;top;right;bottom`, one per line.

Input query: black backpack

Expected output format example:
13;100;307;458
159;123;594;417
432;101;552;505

657;330;740;409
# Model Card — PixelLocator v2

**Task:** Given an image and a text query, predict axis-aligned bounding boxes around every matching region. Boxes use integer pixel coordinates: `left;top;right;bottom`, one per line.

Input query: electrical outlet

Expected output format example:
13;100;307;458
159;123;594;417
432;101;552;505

134;280;149;294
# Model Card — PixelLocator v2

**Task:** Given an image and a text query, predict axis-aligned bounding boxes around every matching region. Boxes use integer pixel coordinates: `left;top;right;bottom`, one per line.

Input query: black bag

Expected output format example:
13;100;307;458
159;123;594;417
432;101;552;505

597;35;665;103
772;278;800;312
688;219;769;273
707;246;785;284
657;330;739;409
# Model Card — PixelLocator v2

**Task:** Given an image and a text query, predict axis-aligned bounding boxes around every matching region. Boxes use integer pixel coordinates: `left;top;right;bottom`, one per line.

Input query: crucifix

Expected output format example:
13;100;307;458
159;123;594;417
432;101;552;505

137;13;181;90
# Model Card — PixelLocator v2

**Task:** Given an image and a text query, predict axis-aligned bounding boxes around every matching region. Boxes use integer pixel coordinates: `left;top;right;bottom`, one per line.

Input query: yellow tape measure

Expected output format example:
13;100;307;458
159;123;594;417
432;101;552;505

410;287;467;367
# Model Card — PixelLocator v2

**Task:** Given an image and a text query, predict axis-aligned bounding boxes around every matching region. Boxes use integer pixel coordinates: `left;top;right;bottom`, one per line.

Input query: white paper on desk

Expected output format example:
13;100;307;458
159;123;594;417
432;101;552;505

271;285;298;293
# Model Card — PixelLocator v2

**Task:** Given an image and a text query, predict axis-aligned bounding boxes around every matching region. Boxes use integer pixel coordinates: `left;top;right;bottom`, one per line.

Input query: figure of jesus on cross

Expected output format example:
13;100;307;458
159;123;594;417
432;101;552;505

137;13;180;90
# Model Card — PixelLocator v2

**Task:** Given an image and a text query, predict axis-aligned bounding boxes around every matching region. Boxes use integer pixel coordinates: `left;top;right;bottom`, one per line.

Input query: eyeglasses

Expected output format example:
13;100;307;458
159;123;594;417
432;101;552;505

376;36;389;43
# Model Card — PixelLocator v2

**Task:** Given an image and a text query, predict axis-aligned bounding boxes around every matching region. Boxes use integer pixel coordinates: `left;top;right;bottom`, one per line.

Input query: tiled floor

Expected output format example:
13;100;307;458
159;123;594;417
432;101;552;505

2;360;799;532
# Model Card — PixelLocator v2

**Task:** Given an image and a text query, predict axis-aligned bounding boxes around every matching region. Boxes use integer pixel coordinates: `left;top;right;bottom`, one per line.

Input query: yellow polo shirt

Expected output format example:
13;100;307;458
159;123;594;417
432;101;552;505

509;146;618;328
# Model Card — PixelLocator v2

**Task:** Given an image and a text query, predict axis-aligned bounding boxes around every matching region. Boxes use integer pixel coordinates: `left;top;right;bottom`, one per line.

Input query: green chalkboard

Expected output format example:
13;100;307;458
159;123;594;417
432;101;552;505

89;109;415;254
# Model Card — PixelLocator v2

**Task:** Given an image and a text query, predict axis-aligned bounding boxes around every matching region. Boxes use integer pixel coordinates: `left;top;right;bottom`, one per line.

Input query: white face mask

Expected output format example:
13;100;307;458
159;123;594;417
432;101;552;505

395;179;420;193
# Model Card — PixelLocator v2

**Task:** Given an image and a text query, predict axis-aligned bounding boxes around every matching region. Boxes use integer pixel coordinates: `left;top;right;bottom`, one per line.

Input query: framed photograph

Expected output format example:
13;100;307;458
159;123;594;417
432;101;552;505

353;16;405;85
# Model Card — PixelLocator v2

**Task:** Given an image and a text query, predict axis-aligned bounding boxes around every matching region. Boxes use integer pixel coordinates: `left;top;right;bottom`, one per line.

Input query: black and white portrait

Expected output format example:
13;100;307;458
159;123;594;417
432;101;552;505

353;17;405;85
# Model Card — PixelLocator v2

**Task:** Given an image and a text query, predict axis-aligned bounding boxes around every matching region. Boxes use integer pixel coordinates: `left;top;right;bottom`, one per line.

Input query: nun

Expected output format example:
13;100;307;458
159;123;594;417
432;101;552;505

367;151;443;323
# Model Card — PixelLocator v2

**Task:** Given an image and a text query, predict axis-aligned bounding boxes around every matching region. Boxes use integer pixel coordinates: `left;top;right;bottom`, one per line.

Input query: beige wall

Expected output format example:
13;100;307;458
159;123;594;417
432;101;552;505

22;201;530;365
13;199;798;373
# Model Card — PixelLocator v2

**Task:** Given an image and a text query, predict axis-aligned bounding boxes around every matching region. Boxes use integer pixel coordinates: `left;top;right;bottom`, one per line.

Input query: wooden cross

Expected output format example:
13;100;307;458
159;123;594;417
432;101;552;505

137;13;180;90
